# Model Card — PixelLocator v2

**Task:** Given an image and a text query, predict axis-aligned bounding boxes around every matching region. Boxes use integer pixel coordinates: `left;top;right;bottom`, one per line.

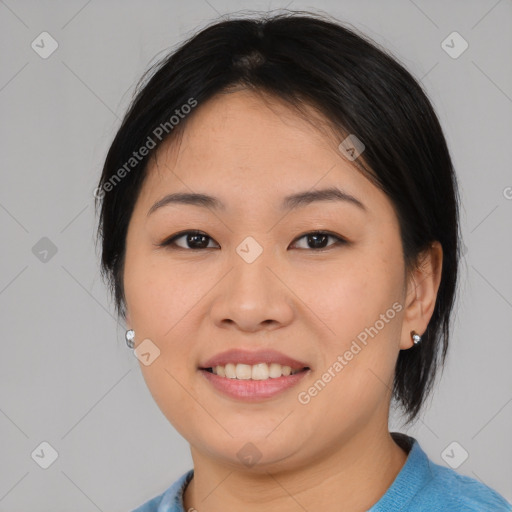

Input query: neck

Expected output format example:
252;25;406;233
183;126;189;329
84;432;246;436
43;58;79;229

183;425;409;512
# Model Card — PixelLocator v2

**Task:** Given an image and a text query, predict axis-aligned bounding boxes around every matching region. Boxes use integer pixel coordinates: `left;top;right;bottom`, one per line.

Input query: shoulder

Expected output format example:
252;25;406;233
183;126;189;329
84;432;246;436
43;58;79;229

402;434;511;511
372;433;511;512
130;493;164;512
420;459;512;511
130;469;194;512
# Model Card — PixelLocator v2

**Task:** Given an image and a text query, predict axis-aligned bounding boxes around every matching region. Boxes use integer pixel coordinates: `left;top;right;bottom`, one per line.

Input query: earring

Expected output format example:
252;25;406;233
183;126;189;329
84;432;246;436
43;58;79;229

125;329;135;349
411;330;422;345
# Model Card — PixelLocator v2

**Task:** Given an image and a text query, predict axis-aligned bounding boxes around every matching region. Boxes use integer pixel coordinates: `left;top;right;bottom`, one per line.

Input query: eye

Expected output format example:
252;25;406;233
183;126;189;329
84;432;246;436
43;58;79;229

159;230;219;250
158;230;347;251
290;231;347;251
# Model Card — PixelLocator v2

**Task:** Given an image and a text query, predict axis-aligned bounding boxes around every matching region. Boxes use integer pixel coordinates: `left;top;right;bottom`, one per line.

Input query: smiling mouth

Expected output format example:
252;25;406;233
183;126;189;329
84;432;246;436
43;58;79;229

199;363;311;401
200;363;310;380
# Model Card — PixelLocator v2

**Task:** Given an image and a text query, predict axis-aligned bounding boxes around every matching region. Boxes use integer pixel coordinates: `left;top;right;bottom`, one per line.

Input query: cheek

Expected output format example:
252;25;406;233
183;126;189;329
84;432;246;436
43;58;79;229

123;247;196;336
123;248;210;373
123;250;203;433
296;255;397;344
303;253;403;401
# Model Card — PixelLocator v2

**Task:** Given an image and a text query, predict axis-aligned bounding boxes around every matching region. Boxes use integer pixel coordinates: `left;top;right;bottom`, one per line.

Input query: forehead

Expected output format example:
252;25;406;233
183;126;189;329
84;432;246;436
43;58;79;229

168;89;346;173
138;90;388;219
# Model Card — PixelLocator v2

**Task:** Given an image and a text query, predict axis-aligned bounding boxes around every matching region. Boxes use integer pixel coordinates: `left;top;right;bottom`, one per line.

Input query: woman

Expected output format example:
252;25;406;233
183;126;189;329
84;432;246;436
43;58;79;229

95;12;511;512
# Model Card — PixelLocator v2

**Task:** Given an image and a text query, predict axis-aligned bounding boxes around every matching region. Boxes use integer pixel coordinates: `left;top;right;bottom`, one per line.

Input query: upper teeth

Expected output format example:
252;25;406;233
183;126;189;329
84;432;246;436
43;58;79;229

211;363;303;380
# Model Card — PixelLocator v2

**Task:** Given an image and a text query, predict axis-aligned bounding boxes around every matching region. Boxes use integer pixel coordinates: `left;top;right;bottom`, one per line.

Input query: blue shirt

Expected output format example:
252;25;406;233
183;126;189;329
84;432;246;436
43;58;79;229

131;433;511;511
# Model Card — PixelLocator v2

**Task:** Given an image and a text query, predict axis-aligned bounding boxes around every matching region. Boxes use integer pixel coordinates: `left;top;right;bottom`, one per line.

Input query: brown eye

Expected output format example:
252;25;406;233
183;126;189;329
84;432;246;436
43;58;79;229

291;231;347;250
160;230;219;250
158;230;347;251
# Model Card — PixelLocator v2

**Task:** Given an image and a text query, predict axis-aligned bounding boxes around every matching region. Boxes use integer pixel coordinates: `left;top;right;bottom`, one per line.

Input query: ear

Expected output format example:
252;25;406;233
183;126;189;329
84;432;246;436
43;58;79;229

400;241;443;350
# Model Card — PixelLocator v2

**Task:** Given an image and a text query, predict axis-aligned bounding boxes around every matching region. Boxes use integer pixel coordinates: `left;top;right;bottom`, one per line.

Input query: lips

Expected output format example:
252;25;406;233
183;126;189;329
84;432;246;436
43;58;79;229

199;348;310;371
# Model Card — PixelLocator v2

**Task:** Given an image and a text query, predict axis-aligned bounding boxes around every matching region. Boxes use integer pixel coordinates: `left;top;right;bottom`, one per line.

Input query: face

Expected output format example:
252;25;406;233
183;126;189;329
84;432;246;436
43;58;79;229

123;89;416;471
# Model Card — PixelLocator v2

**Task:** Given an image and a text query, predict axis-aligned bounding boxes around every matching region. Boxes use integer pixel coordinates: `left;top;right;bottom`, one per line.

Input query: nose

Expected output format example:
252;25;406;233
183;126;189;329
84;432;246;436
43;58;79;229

209;247;295;333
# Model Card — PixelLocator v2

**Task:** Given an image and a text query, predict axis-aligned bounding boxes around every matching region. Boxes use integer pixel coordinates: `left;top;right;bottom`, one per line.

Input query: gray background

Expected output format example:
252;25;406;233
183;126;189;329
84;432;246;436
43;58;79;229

1;0;511;510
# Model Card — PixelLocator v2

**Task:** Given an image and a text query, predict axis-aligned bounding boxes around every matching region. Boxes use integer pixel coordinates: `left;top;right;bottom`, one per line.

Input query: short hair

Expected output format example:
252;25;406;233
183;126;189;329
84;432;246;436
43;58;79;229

95;11;462;424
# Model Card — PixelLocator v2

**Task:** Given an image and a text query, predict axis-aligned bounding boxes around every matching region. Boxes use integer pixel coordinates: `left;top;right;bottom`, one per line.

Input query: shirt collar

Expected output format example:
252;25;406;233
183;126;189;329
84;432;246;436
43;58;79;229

157;468;193;512
367;432;434;511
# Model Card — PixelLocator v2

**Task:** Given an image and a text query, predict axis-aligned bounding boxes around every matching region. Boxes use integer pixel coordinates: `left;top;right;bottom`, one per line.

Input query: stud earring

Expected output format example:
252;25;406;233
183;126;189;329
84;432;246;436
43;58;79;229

411;330;422;345
125;329;135;349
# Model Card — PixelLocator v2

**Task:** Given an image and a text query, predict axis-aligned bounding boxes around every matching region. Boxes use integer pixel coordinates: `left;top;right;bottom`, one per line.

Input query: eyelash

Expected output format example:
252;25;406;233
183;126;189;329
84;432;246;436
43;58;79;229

158;230;348;252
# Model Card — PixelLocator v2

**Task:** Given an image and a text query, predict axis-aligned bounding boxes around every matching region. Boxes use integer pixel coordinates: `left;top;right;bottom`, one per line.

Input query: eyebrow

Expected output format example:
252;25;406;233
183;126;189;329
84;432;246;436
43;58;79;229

147;186;367;216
